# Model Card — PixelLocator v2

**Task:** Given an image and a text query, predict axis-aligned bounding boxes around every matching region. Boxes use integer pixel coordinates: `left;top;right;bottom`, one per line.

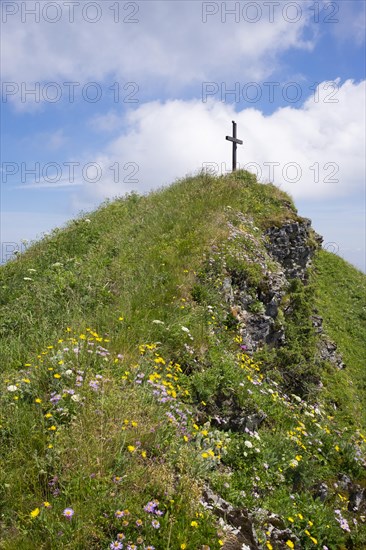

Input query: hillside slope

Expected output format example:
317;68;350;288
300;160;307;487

1;171;365;550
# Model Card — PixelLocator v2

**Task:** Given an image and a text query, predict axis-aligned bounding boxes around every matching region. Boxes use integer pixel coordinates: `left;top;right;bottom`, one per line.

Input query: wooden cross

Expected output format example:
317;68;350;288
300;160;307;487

226;120;243;172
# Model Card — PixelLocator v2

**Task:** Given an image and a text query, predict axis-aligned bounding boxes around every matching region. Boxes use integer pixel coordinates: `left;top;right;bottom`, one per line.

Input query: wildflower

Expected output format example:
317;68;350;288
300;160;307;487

115;510;125;518
43;502;51;508
266;543;273;550
145;546;155;550
181;545;187;550
110;542;123;550
151;519;160;529
136;519;143;527
53;374;61;379
48;425;57;431
30;507;40;518
127;445;136;453
190;520;198;528
35;398;42;404
116;533;125;540
244;440;253;449
286;542;294;549
7;385;18;392
288;517;294;523
141;450;147;458
62;508;74;519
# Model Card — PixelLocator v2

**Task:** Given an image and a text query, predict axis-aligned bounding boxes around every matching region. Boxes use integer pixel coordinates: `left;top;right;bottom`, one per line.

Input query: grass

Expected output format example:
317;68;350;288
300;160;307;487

0;170;365;549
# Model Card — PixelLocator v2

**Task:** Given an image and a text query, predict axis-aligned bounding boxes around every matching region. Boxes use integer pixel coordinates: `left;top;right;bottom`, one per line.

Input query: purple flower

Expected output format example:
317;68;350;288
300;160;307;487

110;542;123;550
50;394;61;404
62;508;74;519
151;519;160;529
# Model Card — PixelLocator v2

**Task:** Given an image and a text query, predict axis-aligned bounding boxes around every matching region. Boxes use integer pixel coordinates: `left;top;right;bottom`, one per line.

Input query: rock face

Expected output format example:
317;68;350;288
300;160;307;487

223;216;323;354
264;218;323;280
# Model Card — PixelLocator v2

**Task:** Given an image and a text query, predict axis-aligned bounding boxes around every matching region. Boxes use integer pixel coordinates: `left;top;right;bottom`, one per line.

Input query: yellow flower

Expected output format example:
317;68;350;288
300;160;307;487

286;541;294;549
22;378;31;384
190;520;198;528
266;543;273;550
48;444;53;449
181;545;187;549
310;537;318;544
288;517;294;523
35;398;42;404
30;507;40;518
45;413;52;418
127;445;135;453
335;444;340;452
201;452;209;459
297;513;304;520
43;502;51;507
141;451;147;458
119;316;124;321
53;374;61;379
48;425;57;431
183;435;188;442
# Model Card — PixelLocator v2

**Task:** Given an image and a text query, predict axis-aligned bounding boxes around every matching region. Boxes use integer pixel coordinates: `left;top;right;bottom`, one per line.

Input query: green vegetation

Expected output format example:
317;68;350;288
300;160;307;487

313;251;366;430
0;171;365;549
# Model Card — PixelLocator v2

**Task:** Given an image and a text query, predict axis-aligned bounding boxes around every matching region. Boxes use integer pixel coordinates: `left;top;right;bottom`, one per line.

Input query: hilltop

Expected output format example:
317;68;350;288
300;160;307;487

0;170;365;549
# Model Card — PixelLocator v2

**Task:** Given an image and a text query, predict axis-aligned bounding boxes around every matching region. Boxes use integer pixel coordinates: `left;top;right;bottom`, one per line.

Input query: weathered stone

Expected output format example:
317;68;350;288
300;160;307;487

317;336;345;369
312;482;329;502
264;218;322;280
202;487;260;550
348;486;366;513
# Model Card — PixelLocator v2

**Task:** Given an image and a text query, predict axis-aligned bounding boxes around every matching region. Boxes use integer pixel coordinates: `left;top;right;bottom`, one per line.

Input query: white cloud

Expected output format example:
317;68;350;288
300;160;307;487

1;0;315;104
72;79;365;206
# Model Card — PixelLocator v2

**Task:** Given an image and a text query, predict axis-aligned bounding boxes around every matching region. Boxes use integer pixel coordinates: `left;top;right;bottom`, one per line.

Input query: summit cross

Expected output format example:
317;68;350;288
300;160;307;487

225;120;243;172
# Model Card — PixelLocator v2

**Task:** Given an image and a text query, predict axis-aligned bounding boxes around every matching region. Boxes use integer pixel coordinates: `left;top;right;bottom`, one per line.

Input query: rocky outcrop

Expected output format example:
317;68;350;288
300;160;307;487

264;218;323;280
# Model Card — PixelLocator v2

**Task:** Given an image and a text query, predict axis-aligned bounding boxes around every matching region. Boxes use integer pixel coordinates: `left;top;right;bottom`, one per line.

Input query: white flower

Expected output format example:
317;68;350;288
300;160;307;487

244;440;253;448
28;268;37;273
152;320;164;324
84;218;91;223
52;262;63;268
23;277;33;281
7;385;18;392
181;326;190;332
71;394;81;402
64;369;73;377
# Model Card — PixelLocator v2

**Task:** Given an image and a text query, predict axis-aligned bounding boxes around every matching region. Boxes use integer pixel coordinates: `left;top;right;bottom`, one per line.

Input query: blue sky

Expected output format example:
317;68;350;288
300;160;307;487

1;0;365;270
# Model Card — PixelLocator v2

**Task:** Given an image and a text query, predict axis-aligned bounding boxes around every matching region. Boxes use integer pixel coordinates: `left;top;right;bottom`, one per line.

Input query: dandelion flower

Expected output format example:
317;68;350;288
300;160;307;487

127;445;135;453
30;507;40;518
286;542;294;549
62;508;74;519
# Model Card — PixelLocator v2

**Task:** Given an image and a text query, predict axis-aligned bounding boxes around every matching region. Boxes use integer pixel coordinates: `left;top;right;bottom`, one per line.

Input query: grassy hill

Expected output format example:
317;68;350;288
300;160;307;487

0;171;365;549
